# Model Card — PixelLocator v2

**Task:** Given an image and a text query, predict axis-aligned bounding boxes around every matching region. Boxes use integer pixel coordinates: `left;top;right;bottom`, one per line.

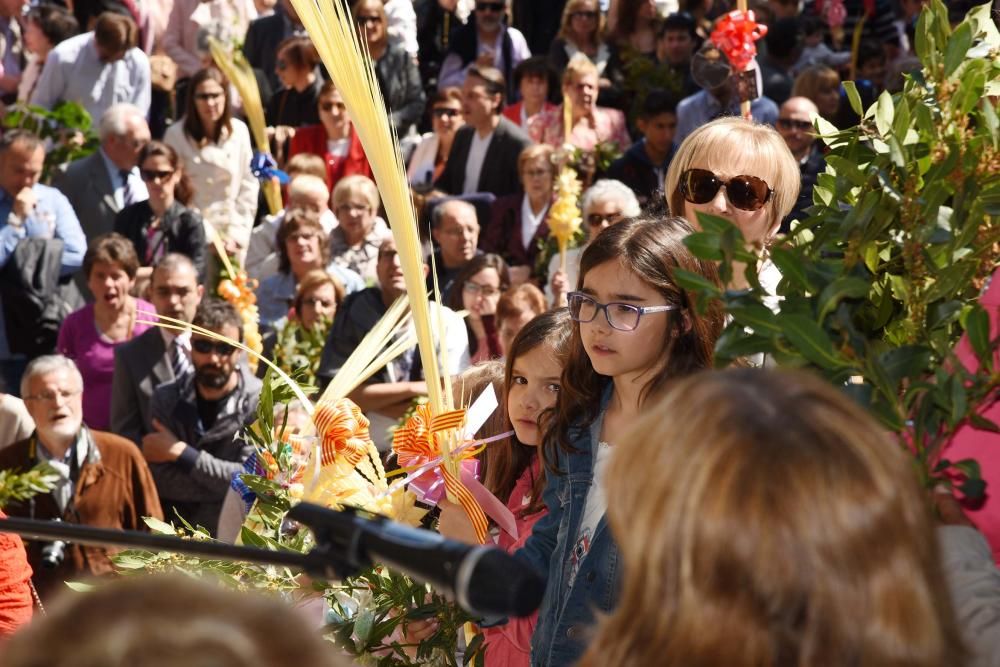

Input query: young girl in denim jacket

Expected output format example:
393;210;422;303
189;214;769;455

513;216;725;666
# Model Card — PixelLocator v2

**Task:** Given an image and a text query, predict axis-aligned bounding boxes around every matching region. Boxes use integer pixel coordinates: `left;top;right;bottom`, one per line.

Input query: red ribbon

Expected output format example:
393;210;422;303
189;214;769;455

710;10;768;73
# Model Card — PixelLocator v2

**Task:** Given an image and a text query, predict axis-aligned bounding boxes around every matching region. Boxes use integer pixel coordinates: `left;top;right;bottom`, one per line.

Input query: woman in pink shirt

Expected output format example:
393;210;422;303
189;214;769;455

440;308;573;666
57;233;154;432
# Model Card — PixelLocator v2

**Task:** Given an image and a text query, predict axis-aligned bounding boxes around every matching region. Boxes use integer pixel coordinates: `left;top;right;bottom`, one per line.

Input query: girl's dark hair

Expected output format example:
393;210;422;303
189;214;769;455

543;216;725;473
84;232;139;280
445;253;511;358
137;140;194;206
611;0;661;45
277;35;320;72
183;67;232;145
484;308;573;517
26;4;79;47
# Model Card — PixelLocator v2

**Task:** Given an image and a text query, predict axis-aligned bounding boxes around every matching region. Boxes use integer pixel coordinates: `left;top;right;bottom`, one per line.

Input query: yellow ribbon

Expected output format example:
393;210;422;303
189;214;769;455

392;404;490;544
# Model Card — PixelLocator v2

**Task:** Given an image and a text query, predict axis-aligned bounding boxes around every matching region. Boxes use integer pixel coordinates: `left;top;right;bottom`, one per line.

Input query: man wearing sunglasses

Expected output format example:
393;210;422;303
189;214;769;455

775;96;824;233
142;298;261;537
437;0;530;100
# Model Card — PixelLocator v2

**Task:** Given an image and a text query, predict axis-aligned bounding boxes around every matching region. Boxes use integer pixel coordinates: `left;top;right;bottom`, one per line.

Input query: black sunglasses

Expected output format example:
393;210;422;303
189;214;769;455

191;339;236;356
570;10;599;19
432;107;461;118
140;169;174;182
777;117;813;132
355;14;381;26
476;2;505;12
679;168;773;212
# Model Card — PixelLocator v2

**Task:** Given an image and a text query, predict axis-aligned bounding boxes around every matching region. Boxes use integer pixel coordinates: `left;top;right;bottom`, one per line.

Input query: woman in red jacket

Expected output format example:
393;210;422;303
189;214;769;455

287;81;373;194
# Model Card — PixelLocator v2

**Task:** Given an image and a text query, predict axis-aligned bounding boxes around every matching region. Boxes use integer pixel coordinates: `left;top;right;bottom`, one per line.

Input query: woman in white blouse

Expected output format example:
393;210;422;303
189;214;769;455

164;67;259;259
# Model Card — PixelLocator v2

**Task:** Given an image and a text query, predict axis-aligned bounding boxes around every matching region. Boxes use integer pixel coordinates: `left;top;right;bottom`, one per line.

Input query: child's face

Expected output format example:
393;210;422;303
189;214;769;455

578;260;672;385
804;32;823;47
507;344;562;446
520;74;549;106
499;307;537;356
637;112;677;157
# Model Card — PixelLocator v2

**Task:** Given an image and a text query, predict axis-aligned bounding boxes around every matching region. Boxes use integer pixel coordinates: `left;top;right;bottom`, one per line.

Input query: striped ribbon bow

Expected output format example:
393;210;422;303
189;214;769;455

392;404;490;544
314;398;372;467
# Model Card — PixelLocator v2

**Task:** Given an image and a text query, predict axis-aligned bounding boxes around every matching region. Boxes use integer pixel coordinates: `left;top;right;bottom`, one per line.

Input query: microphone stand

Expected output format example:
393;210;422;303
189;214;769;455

0;502;380;583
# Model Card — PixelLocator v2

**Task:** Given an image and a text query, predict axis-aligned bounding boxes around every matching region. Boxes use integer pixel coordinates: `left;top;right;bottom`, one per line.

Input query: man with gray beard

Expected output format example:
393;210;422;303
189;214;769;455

142;299;260;536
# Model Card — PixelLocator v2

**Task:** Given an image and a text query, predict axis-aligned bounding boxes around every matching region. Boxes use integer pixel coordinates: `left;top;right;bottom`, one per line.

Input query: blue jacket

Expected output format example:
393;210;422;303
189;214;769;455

514;387;620;666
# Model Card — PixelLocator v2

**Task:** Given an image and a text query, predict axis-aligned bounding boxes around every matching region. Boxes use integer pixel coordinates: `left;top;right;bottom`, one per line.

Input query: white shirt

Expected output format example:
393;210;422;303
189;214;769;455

462;129;494;194
383;0;418;57
437;26;532;90
520;194;547;251
99;148;148;209
568;440;612;586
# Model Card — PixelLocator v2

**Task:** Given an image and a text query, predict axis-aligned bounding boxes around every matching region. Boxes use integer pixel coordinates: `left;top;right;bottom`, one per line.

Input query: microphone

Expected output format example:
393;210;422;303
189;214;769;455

288;502;544;618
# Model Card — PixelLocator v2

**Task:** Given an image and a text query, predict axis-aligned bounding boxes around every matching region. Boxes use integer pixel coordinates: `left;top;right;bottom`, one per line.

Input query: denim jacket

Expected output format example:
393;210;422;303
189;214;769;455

514;386;620;666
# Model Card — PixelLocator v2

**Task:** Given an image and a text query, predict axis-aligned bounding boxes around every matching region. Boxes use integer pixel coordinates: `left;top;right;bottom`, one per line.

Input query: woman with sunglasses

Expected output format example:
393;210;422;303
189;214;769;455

164;67;259;262
114;141;207;288
664;116;800;304
352;0;426;136
546;178;641;308
287;80;374;193
266;36;322;130
406;87;465;190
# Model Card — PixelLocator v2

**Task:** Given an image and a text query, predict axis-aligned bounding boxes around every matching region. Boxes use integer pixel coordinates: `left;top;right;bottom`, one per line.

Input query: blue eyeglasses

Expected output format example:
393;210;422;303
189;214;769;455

567;292;678;331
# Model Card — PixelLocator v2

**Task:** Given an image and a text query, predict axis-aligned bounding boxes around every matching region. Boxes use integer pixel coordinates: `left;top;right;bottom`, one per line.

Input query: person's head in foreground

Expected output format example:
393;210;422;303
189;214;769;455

1;573;347;667
579;368;964;667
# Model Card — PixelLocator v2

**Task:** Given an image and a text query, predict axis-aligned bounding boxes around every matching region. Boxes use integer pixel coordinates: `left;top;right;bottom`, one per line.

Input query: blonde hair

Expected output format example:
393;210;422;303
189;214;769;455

2;574;348;667
332;174;380;211
792;65;841;104
664;117;800;238
287;174;330;205
556;0;605;44
580;368;964;667
563;51;599;90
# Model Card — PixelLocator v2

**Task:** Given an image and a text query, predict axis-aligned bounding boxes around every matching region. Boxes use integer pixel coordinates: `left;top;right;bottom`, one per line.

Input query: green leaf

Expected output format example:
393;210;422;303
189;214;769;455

64;581;96;593
874;91;894;137
778;314;850;369
943;21;972;78
769;246;814;292
671;268;722;296
818;277;871;321
878;346;933;386
142;516;177;535
683;232;723;261
727;303;782;334
842;80;863;116
964;305;991;366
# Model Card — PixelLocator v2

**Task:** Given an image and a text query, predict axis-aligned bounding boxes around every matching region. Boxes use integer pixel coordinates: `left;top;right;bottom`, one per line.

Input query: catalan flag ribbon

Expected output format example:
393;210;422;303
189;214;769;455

393;405;490;544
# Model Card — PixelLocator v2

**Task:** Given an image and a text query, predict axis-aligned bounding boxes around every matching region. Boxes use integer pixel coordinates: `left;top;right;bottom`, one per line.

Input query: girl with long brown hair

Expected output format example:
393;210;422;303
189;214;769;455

439;308;574;667
512;216;724;665
579;368;966;667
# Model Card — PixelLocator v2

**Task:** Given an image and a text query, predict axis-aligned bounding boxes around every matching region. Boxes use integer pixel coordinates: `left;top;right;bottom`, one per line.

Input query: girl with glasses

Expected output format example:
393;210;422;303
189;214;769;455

664;116;800;302
114;141;207;289
445;253;511;364
514;217;723;665
287;81;374;194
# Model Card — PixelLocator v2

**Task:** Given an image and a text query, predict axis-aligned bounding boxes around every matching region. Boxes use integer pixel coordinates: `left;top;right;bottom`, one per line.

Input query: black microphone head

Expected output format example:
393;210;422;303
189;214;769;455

457;547;545;618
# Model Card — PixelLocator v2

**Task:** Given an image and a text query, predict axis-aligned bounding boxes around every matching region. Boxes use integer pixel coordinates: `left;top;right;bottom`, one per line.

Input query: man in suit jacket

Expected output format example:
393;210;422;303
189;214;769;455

110;253;203;446
435;65;532;199
52;103;150;243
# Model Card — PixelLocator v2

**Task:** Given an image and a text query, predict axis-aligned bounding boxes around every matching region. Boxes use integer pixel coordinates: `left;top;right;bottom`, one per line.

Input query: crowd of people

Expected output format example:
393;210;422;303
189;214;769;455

0;0;997;665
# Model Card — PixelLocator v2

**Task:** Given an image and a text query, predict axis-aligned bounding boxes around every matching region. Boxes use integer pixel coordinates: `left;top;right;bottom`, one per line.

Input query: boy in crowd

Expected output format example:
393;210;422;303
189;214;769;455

606;90;677;207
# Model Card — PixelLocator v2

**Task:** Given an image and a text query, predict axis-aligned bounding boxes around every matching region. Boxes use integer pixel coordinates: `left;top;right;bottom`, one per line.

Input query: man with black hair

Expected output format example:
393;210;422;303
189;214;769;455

653;12;700;99
143;298;260;535
435;65;532;198
606;90;677;206
758;16;801;106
